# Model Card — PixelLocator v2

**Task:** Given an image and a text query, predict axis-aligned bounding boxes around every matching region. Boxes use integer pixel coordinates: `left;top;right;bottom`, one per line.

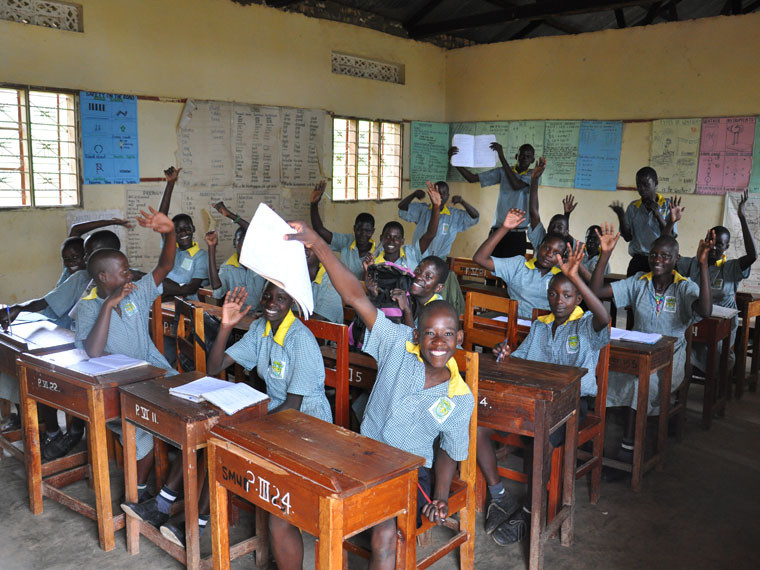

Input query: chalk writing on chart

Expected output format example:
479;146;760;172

574;121;623;191
505;121;545;162
280;108;325;187
650;119;701;194
232;103;281;189
722;192;760;293
696;117;755;195
542;121;580;189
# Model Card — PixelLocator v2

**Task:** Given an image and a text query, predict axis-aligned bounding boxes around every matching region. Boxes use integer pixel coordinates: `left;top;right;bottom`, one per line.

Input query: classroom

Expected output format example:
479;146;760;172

1;1;759;569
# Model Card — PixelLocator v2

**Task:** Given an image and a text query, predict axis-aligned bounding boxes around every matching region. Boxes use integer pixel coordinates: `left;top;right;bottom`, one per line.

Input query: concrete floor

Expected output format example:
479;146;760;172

1;384;759;569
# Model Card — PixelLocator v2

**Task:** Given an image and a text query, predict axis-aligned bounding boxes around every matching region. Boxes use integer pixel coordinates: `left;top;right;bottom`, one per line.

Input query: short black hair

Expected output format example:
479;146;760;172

355;212;375;227
234;226;246;241
418;300;459;331
549;213;568;226
548;272;578;294
419;255;450;285
61;236;84;254
519;143;535;154
636;166;658;185
87;248;126;279
710;225;730;240
650;234;679;256
541;232;568;253
381;221;404;237
172;213;193;227
586;224;602;235
435;181;449;193
85;230;120;253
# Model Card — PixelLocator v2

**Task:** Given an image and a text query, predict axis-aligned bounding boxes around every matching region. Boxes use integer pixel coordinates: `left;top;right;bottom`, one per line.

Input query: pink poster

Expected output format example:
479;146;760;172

696;117;755;194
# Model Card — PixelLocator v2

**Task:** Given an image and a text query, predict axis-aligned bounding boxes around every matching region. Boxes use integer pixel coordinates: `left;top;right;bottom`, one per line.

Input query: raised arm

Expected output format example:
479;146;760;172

589;223;620;301
451;195;479;219
207;287;248;375
609;201;632;242
694;233;714;318
472;209;526;272
135;207;177;286
448;146;479;183
558;242;610;331
0;299;48;329
309;181;333;244
205;231;222;290
212;201;249;230
398;188;425;211
563;194;577;220
528;157;546;229
83;283;136;356
418;181;441;255
737;190;757;271
286;222;378;330
69;218;133;238
663;196;684;237
158;166;181;215
497;143;529;191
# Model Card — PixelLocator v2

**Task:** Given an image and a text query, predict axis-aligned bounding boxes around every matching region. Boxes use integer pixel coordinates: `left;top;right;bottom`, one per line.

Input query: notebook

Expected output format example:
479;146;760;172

610;327;662;344
47;349;149;375
169;376;268;415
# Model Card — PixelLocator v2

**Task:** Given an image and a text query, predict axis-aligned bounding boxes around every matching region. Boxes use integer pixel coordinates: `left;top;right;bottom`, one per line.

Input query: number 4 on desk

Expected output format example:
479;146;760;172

479;396;487;406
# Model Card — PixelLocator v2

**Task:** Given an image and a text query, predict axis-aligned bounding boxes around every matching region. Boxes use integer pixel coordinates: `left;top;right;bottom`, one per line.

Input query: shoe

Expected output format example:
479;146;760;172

491;508;530;546
616;444;634;464
1;413;20;432
118;486;152;505
40;431;64;459
485;492;519;535
121;497;169;528
43;430;84;461
160;520;186;548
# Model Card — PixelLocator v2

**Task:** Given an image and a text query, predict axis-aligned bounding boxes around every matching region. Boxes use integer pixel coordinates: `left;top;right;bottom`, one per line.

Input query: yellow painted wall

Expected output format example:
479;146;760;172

444;13;760;272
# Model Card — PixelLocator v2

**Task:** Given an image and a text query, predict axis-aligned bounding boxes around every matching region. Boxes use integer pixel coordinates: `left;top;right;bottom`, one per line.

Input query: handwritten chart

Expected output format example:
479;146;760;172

696;117;755;195
542;121;580;188
650;118;701;194
746;118;760;193
80;92;138;184
410;122;450;188
505;121;545;162
722;192;760;293
574;121;623;191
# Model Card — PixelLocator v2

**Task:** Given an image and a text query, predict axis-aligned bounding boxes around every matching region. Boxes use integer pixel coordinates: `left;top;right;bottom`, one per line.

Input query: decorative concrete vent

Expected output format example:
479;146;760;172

331;52;404;85
0;0;82;32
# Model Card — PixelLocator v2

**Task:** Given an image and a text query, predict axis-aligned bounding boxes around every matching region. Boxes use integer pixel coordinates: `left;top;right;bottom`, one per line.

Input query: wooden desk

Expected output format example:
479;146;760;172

18;349;167;551
735;293;760;398
690;317;732;428
0;318;76;465
207;410;425;570
604;337;675;492
119;372;270;569
477;356;584;570
161;300;256;344
321;346;378;391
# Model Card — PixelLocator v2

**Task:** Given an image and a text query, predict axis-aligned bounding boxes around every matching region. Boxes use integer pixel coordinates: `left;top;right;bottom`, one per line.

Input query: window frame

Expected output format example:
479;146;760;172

0;83;82;210
331;115;403;202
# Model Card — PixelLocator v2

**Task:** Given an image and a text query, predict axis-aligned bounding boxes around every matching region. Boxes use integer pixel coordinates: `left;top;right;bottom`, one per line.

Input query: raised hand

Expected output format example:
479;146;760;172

492;341;511;363
451;195;463;205
107;282;137;308
448;146;459;160
221;287;250;327
412;188;426;200
563;194;577;215
361;253;375;274
596;222;620;255
531;156;547;179
501;208;526;231
489;141;503;155
213;201;233;218
739;189;749;217
163;166;181;183
285;220;323;249
557;241;585;278
136;207;174;234
669;196;685;222
390;288;410;313
310;180;326;204
697;230;716;265
426;181;442;209
609;200;625;217
205;230;218;248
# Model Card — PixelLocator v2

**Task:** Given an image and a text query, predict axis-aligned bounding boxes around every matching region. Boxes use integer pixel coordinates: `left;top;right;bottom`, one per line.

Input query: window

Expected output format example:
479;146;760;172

0;86;79;208
332;117;402;201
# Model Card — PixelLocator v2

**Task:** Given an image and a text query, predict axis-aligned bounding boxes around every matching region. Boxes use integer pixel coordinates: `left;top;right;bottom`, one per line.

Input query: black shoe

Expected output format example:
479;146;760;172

492;508;529;546
602;466;629;483
160;518;208;549
40;431;64;459
43;430;83;461
1;413;20;432
118;486;152;505
121;497;169;528
485;492;519;535
616;445;634;464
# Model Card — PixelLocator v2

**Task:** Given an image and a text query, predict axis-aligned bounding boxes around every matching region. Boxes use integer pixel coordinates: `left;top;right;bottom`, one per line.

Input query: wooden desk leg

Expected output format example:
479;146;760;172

20;368;43;515
631;361;650;493
395;470;417;570
750;315;760;392
87;389;115;552
318;497;345;570
717;337;730;417
154;437;169;491
183;444;201;570
656;361;673;473
208;444;230;570
703;339;717;430
735;313;750;399
560;406;578;547
528;403;548;570
122;419;140;555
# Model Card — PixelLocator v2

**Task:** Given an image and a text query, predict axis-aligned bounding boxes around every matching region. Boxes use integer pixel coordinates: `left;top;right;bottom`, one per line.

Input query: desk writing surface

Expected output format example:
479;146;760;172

211;409;424;498
479;355;586;401
0;320;75;353
609;336;676;356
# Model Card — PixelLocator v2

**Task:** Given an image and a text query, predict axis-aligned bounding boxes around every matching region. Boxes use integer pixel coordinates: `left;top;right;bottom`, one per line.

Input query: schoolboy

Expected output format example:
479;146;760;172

306;247;344;324
393;256;449;329
609;166;684;276
310;180;375;279
676;189;756;373
205;226;266;310
473;208;566;320
286;220;474;570
450;141;537;258
482;243;610;545
526;157;577;250
582;225;610;276
157;166;210;300
397;181;479;259
589;224;712;468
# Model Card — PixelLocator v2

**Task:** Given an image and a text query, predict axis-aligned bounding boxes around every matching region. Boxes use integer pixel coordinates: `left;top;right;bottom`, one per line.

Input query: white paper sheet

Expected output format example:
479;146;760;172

450;134;497;168
610;327;662;344
169;376;233;401
710;305;740;319
202;383;268;415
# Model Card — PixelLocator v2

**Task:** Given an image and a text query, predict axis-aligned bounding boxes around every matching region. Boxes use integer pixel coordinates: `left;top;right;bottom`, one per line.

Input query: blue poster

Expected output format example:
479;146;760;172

80;92;139;184
574;121;622;191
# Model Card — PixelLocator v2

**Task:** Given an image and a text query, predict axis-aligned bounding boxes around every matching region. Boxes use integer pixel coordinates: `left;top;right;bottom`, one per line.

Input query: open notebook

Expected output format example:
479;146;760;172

46;349;148;375
169;376;268;415
610;328;662;344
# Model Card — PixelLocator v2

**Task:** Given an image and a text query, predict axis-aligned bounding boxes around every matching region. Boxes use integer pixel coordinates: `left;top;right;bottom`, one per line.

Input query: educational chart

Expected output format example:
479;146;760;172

177;100;234;188
747;118;760;193
279;107;325;187
650;118;701;194
124;183;165;271
232;103;281;189
574;121;623;191
410;122;450;188
80;92;138;184
542;120;580;188
696;117;756;195
505;121;545;162
65;209;128;253
722;192;760;293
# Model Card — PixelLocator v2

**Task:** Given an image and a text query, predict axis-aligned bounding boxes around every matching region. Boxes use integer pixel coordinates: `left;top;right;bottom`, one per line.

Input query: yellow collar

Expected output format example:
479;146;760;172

537;305;584;324
404;341;471;398
313;264;326;284
224;252;240;268
428;204;451;216
375;248;405;264
177;241;200;257
512;164;530;176
639;270;687;283
424;293;443;305
633;194;667;208
81;287;98;300
525;257;561;275
715;255;727;267
350;239;375;252
262;309;296;347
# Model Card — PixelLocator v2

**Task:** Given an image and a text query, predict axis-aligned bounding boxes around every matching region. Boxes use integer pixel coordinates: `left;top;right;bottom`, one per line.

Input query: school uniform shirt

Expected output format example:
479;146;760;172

42;269;93;329
398;202;478;259
311;264;343;324
624;194;677;256
491;255;560;319
512;307;610;397
581;254;610;276
212;252;266;309
527;222;576;250
361;311;474;468
478;166;535;229
225;310;331;422
166;241;209;300
372;242;422;271
55;265;72;288
607;271;699;414
74;273;176;375
330;233;375;280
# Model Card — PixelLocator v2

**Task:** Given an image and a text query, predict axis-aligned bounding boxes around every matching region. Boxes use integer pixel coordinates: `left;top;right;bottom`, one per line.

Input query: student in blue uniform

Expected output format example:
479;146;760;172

482;242;610;545
205;226;266;310
286;220;474;570
526;157;577;251
306;247;344;324
582;225;610;276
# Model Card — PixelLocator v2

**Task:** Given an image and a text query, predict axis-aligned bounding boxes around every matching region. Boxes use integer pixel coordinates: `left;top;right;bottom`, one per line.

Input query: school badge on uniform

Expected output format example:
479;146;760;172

181;257;193;271
441;222;450;235
712;278;723;289
270;360;286;379
124;301;137;317
429;396;455;424
664;296;677;312
567;335;580;354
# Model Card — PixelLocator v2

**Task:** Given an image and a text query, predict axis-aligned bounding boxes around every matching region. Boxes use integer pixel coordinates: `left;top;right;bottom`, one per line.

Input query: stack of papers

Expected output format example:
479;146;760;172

239;203;314;319
169;376;268;415
710;305;739;319
610;328;662;344
47;349;148;375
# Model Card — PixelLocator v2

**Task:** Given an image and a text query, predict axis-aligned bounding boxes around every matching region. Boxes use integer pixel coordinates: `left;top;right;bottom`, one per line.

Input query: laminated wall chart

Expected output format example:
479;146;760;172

410;122;450;188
